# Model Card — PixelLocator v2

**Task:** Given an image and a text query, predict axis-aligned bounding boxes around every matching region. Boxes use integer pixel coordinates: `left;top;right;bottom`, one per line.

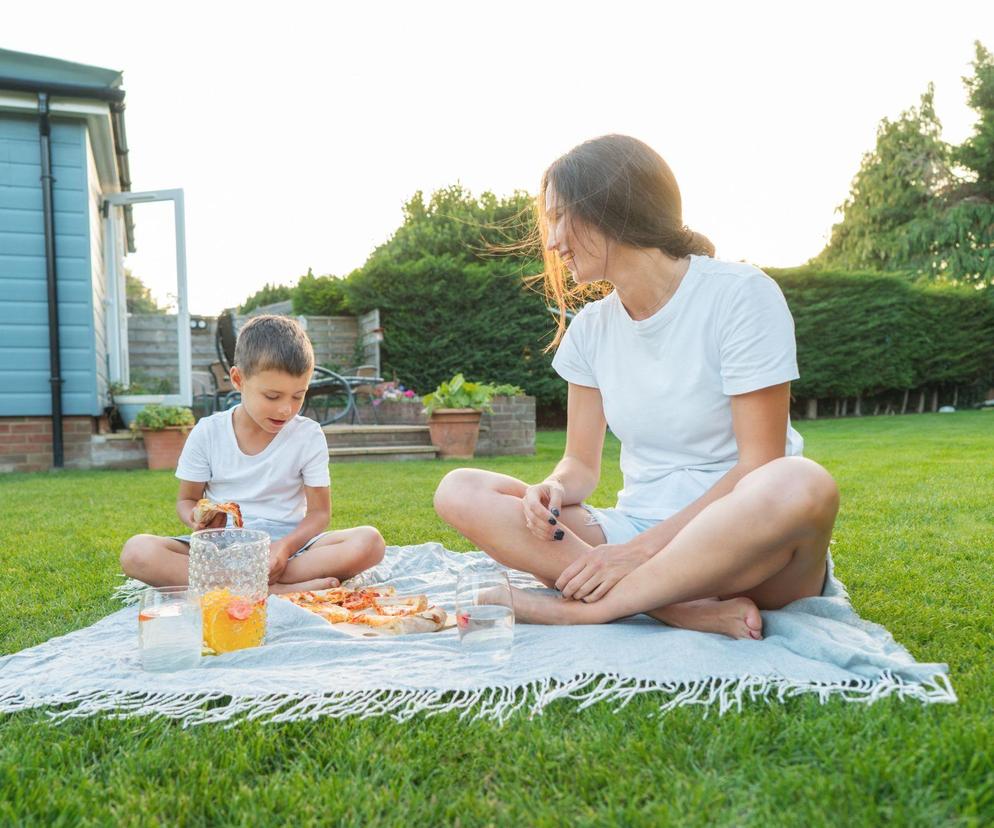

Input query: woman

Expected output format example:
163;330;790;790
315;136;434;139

434;135;839;638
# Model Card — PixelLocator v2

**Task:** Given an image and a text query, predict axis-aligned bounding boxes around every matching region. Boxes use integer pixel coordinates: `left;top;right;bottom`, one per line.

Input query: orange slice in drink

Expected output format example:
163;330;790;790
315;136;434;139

201;589;266;653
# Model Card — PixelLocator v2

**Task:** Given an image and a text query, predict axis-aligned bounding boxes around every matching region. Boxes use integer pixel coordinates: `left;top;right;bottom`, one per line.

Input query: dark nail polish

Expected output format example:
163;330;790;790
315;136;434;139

548;517;557;525
552;508;560;517
554;529;565;541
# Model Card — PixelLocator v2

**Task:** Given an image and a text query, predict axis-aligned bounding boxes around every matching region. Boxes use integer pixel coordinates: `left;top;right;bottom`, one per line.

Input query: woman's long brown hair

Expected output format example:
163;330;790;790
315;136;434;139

534;134;715;347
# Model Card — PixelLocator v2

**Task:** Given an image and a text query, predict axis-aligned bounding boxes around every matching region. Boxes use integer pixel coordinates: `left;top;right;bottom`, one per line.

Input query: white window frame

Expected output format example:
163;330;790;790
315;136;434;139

103;189;191;406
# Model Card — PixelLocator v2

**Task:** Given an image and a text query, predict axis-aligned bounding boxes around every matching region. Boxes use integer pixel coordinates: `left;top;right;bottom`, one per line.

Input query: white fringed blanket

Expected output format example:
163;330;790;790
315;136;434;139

0;543;955;727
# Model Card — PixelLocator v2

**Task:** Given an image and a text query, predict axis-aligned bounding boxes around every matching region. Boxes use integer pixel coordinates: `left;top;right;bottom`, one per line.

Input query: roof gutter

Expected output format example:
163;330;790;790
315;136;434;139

0;75;134;251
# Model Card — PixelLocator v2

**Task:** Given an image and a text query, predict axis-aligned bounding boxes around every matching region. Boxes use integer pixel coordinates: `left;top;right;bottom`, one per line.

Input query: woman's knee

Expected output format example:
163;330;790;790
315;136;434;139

433;468;494;522
738;457;839;525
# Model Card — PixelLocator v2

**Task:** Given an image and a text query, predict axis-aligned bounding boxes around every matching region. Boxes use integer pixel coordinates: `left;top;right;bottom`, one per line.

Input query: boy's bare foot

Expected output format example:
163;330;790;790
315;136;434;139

269;577;340;595
650;597;763;640
507;588;763;640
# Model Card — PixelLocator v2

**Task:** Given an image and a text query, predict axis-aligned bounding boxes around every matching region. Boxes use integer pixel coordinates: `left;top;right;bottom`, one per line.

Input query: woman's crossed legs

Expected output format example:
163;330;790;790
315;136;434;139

434;457;838;638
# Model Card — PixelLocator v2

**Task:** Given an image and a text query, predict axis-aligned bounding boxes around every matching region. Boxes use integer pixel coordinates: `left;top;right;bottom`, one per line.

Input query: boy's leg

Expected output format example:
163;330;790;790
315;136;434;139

277;526;386;586
120;535;191;586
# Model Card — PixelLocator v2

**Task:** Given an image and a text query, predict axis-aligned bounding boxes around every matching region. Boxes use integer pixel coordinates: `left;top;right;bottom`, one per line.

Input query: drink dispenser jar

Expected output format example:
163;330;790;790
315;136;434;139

189;528;270;653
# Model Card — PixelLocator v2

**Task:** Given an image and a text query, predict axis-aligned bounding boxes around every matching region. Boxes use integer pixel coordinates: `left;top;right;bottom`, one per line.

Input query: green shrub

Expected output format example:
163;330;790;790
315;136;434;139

422;374;495;415
769;265;994;411
131;404;195;432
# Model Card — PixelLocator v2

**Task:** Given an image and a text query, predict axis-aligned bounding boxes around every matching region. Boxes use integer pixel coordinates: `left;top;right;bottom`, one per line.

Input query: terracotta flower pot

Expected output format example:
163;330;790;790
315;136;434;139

141;426;191;470
427;408;483;459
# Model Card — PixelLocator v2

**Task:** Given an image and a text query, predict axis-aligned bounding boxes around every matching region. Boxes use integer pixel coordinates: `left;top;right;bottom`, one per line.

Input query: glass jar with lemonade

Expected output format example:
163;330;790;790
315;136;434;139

189;528;270;653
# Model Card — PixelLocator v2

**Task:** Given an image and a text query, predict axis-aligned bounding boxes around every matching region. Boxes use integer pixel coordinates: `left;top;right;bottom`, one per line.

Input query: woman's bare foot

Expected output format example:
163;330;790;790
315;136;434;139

269;577;340;595
649;597;763;640
508;588;763;640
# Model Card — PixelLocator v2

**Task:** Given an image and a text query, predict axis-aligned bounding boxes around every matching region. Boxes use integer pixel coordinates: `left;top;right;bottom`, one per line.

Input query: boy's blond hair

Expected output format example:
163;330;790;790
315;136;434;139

233;315;314;378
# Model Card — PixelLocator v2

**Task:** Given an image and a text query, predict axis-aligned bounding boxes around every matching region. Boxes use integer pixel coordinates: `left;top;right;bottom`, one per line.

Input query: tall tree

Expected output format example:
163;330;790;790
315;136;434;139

956;41;994;199
816;85;953;275
817;43;994;286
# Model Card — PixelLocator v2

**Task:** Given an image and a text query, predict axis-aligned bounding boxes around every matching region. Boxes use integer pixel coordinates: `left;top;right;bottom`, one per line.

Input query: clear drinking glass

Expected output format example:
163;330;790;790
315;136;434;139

138;586;202;672
455;569;514;660
188;528;270;653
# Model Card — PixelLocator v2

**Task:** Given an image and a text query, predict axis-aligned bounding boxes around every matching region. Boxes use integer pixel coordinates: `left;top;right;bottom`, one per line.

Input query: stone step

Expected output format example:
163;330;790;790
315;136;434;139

328;444;438;463
322;424;433;449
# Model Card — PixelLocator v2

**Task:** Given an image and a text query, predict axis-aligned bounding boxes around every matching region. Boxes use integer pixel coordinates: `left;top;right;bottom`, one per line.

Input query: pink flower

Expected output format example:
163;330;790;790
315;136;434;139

404;390;415;398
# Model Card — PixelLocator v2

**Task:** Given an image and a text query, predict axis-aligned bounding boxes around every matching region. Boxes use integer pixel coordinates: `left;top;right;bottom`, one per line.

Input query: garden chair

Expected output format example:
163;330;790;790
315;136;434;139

213;309;356;425
345;364;385;423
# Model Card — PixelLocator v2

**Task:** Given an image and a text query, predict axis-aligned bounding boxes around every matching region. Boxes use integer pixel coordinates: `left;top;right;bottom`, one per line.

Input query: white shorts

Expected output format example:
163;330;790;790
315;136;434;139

579;505;664;546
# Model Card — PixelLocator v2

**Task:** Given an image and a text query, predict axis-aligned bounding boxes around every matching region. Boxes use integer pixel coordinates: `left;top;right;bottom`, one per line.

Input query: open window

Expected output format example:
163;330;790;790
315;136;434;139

103;189;191;406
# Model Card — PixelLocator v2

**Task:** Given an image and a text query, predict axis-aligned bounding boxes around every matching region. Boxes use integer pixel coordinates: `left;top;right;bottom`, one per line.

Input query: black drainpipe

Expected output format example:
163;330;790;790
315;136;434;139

37;92;64;468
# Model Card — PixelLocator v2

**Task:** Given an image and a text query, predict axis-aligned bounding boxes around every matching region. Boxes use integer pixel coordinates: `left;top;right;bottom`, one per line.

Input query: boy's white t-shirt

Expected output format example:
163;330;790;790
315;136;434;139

552;254;804;520
175;407;331;534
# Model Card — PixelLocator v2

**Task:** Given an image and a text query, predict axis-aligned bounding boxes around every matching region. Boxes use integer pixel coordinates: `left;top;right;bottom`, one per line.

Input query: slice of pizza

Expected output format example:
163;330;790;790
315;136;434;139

193;498;244;529
350;604;447;635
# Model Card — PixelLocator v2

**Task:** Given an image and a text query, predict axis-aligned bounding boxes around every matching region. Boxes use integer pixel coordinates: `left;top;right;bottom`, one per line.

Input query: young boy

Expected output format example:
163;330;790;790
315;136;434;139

120;314;385;593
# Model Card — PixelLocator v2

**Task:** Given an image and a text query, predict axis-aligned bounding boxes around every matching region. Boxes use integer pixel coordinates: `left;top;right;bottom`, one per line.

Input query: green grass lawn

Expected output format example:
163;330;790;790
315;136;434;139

1;413;993;826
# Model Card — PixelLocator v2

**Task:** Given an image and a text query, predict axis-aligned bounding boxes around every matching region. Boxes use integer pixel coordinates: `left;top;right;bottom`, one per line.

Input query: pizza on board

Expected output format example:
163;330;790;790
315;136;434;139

193;499;244;529
280;586;447;635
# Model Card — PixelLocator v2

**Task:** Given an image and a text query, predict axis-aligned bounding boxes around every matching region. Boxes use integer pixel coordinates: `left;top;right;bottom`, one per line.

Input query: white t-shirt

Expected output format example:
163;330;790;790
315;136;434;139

175;406;331;534
551;254;804;520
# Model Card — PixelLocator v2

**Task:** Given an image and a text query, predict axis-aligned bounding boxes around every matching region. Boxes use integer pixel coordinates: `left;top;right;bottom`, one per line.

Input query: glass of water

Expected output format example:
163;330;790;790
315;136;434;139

138;586;202;672
455;569;514;660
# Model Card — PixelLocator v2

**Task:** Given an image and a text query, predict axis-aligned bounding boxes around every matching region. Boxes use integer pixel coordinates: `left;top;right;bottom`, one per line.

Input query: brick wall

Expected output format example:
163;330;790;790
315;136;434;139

0;416;95;473
353;395;536;456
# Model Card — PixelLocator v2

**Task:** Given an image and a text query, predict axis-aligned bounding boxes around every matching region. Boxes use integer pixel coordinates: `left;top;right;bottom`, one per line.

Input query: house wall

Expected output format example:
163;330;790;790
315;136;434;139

85;129;109;410
0;112;99;417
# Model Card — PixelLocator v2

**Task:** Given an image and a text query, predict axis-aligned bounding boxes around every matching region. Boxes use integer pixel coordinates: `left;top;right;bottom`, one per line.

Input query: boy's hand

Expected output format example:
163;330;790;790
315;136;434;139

192;508;227;531
268;541;292;584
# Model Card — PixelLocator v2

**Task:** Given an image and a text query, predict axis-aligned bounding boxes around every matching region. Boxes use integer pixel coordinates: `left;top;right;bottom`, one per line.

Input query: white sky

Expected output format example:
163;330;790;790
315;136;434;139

6;1;994;315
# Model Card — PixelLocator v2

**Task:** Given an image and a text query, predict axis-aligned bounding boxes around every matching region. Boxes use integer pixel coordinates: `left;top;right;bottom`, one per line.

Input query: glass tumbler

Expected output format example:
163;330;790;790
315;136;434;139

189;528;270;654
138;586;202;672
455;569;515;661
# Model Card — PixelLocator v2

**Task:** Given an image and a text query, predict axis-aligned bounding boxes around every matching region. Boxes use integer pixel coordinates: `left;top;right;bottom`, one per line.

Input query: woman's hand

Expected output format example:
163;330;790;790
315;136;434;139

521;480;566;541
555;542;652;602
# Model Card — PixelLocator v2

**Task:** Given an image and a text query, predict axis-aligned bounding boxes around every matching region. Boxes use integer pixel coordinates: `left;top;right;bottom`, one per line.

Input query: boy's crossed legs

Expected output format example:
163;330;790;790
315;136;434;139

120;526;385;594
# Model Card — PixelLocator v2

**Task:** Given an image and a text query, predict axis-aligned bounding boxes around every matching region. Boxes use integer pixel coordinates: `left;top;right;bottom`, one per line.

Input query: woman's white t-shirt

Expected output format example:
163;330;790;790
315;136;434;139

551;254;804;520
175;407;331;535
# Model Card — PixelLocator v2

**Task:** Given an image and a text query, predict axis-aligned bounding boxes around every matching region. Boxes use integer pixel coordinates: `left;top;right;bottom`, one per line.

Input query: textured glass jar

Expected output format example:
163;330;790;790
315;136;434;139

189;528;270;653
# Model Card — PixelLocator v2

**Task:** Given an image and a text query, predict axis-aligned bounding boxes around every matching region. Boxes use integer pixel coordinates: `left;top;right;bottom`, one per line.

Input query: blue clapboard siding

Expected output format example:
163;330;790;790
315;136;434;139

0;113;99;416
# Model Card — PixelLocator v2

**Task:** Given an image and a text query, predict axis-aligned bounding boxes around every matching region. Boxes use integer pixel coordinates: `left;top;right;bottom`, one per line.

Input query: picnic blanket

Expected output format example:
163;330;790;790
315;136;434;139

0;543;955;727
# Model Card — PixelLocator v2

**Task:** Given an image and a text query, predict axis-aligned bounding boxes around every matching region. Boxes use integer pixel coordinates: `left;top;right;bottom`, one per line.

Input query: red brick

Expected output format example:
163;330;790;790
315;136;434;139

27;433;53;445
0;424;10;434
11;422;50;434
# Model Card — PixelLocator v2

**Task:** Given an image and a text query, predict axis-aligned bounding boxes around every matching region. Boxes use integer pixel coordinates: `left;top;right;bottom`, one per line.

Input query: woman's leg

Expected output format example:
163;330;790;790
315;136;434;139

506;456;839;625
434;468;765;638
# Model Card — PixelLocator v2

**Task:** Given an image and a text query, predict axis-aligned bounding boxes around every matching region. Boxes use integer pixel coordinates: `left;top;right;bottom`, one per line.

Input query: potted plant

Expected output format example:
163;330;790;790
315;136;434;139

422;374;494;459
132;404;195;470
110;372;174;429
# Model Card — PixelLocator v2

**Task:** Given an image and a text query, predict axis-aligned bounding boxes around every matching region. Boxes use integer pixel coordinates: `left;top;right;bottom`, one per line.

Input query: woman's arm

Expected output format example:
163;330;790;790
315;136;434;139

545;383;608;504
520;384;607;537
557;382;792;600
624;382;791;559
